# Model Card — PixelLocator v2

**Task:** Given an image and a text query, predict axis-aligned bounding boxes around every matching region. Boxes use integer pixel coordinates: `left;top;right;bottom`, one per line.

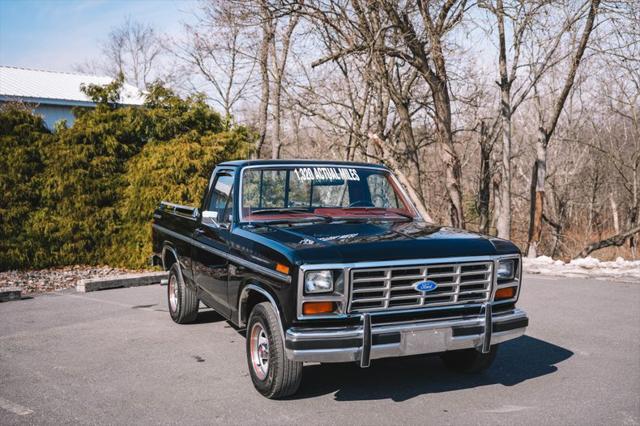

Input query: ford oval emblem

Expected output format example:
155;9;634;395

413;280;438;292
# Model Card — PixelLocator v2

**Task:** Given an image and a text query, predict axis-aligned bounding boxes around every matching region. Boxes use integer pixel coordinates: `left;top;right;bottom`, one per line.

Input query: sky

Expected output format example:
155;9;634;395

0;0;196;73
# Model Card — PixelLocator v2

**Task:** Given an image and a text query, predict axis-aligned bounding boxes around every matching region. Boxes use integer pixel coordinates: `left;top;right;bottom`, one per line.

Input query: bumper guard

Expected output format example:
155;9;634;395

285;307;527;365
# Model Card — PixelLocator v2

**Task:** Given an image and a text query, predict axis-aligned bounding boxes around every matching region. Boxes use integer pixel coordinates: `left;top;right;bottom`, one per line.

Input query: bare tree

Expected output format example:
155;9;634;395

306;0;469;228
233;0;303;159
573;2;640;257
297;2;437;216
173;2;256;126
101;18;164;90
479;0;546;239
526;0;601;257
381;0;468;228
270;4;301;158
255;1;275;157
476;120;494;234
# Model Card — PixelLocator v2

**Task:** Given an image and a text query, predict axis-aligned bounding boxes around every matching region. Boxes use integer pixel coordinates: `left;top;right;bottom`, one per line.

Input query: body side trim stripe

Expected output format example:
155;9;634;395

152;224;291;284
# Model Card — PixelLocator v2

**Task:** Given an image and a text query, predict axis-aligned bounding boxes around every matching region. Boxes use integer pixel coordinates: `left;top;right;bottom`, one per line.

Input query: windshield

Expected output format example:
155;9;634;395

240;165;418;222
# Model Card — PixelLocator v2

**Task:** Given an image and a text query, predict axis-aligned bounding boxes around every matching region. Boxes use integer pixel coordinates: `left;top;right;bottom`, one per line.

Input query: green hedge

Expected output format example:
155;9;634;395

0;107;50;269
0;82;252;271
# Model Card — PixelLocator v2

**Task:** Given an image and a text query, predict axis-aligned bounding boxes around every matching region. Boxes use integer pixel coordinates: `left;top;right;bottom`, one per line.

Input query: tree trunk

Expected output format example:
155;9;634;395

272;82;282;159
345;133;354;161
496;96;512;238
429;21;464;229
388;86;429;210
543;213;562;258
492;173;502;233
271;13;299;159
629;157;639;257
576;225;640;258
527;128;548;258
432;85;464;228
255;3;273;159
477;121;491;235
610;194;620;234
495;0;512;239
369;133;434;223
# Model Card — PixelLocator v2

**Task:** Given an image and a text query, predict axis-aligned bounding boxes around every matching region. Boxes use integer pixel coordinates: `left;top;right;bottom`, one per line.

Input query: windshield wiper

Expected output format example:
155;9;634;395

342;208;414;221
249;208;333;223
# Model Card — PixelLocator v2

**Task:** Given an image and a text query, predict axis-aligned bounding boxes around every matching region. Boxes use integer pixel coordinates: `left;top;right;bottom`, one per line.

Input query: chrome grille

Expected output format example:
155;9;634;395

349;261;493;313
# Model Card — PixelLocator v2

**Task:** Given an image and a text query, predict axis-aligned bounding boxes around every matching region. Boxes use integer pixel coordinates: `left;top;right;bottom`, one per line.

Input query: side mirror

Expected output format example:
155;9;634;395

202;210;230;229
202;210;218;221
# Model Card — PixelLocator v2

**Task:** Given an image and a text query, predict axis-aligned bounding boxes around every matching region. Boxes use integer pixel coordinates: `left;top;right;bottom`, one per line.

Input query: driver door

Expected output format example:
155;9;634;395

192;169;234;317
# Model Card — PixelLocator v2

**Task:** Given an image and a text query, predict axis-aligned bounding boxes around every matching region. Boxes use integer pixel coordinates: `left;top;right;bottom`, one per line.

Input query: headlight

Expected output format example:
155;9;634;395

497;260;515;280
304;270;333;294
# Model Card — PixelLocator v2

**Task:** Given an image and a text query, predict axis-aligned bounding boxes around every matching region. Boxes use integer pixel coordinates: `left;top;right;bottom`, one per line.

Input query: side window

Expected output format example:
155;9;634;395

206;172;234;224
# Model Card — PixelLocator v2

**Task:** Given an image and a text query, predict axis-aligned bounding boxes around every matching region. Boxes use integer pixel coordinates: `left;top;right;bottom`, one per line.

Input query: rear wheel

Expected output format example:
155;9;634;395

440;345;499;373
246;302;302;398
167;263;198;324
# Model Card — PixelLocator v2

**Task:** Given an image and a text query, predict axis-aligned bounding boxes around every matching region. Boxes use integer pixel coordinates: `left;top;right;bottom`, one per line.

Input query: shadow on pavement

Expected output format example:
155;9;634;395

293;335;573;402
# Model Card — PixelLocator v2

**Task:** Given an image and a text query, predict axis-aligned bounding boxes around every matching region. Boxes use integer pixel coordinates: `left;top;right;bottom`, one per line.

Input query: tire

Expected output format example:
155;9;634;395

440;345;499;373
246;302;302;399
167;263;198;324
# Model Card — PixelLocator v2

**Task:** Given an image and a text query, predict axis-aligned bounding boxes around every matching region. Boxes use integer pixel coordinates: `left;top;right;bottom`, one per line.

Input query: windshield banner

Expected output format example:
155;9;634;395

294;167;361;182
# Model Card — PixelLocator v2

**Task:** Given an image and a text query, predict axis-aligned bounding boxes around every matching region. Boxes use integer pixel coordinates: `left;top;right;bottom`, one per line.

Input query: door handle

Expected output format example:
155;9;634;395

194;228;205;236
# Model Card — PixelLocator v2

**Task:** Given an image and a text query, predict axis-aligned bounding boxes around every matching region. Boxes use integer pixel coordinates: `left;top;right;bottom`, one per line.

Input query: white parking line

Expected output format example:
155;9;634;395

68;294;136;308
68;294;162;313
0;397;33;416
482;405;531;413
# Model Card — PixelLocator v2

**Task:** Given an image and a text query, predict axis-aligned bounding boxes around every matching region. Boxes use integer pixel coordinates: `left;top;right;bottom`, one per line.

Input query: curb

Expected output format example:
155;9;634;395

0;287;22;302
76;272;168;293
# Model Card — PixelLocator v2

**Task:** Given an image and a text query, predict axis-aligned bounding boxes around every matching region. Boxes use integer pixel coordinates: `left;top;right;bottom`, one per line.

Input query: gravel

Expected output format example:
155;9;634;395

0;266;152;294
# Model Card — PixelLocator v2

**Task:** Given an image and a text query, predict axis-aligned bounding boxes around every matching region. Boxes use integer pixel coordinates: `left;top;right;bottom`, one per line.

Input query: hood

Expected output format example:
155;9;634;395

246;220;520;264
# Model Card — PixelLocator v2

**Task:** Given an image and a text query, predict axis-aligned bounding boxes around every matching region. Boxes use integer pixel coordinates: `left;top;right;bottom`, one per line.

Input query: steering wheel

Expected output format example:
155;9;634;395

348;200;375;208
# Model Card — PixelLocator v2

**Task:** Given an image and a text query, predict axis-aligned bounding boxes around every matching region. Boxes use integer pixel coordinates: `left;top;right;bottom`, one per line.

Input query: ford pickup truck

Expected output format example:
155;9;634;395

151;160;528;398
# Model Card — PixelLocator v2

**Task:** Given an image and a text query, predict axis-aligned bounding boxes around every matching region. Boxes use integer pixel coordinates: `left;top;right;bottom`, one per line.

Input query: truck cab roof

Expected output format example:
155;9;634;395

218;159;388;169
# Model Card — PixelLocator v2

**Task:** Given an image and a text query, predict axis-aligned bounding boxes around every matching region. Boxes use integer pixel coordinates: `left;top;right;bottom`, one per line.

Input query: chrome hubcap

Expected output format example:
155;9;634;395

168;275;178;312
250;323;269;380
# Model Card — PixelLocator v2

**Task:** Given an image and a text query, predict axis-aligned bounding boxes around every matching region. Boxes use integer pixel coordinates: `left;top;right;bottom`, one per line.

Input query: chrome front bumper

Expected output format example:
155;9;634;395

284;306;528;365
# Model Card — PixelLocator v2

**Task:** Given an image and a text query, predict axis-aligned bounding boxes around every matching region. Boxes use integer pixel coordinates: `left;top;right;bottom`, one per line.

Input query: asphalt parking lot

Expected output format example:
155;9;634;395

1;275;638;425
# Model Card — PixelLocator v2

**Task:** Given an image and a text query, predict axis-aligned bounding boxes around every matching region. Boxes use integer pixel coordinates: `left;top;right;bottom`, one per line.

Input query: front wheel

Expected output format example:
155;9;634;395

440;345;499;373
246;302;302;398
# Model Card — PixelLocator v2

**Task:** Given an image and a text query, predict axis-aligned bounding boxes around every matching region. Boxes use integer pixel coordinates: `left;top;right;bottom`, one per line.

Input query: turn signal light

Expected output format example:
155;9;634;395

302;301;335;315
495;287;516;300
275;263;290;274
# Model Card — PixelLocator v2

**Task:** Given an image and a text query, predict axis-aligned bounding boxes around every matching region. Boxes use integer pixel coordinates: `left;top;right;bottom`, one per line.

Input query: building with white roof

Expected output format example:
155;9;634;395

0;66;145;129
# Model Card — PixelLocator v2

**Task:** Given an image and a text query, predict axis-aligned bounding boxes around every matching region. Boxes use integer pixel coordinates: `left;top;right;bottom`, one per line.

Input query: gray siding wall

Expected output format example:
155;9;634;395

0;100;80;129
33;104;76;129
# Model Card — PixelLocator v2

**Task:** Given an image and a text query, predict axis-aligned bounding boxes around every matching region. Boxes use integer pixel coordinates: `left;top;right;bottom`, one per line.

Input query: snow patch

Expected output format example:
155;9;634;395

523;256;640;282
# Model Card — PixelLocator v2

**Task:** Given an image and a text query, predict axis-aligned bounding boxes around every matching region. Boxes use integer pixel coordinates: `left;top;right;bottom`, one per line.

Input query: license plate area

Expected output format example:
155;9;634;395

401;328;448;355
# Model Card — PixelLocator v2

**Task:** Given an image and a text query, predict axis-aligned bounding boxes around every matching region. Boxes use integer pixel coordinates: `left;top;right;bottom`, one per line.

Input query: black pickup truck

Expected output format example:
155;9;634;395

151;160;528;398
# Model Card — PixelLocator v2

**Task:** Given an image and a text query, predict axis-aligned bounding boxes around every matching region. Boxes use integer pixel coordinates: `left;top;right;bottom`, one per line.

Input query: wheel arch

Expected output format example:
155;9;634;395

162;244;179;272
238;283;284;331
